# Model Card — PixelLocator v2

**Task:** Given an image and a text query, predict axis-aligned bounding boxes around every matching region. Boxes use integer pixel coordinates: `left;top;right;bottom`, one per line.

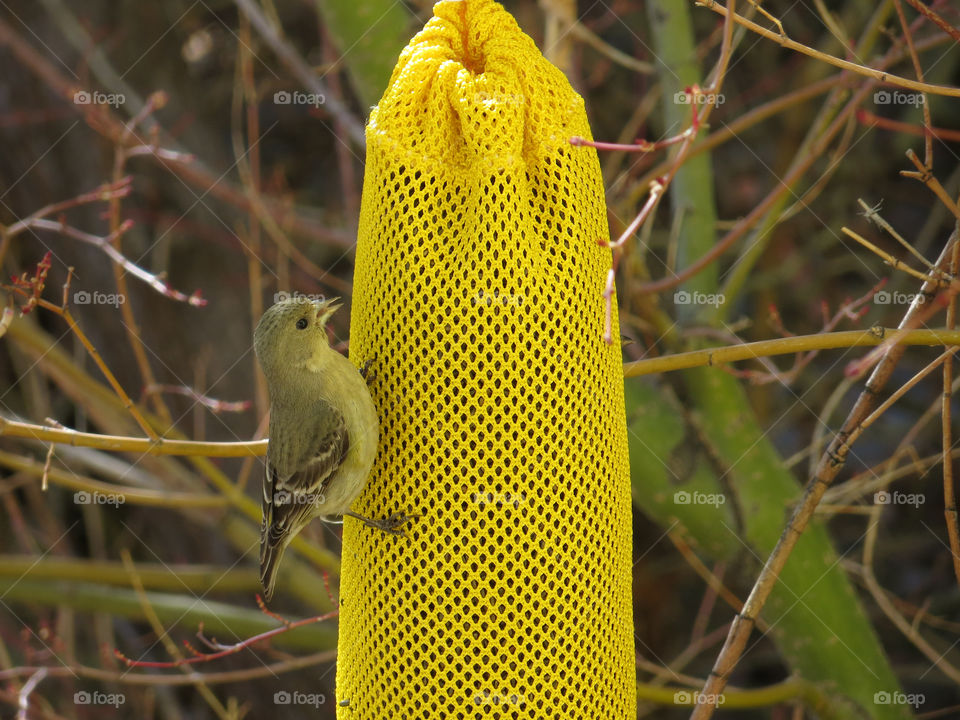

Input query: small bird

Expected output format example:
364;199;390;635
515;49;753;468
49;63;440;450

253;296;410;600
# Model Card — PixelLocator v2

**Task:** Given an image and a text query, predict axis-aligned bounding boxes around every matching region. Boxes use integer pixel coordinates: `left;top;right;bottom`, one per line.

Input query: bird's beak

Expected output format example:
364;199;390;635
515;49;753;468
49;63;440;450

315;297;341;326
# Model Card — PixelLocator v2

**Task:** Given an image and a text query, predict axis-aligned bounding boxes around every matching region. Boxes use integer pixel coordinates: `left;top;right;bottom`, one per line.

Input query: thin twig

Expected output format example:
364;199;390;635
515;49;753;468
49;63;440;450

841;226;943;284
943;240;960;586
115;596;336;669
892;0;932;166
902;0;960;43
697;0;960;97
856;108;960;143
0;416;266;457
19;218;205;306
0;650;335;685
15;667;46;720
623;327;960;377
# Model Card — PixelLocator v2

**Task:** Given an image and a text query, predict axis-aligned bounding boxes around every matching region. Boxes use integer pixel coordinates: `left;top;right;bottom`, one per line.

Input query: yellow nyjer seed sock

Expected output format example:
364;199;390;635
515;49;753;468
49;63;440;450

340;1;634;717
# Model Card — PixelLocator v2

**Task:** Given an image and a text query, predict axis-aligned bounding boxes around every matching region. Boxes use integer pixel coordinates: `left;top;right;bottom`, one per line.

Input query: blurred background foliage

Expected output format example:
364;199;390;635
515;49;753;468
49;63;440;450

1;0;960;718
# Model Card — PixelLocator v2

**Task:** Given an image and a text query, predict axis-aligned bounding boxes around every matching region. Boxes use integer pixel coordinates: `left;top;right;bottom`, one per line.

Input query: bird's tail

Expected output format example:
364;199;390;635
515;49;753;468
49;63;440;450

259;532;290;602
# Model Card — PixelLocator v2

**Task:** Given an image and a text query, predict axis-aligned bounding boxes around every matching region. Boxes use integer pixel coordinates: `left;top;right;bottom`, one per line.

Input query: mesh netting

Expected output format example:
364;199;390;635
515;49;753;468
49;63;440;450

338;0;634;716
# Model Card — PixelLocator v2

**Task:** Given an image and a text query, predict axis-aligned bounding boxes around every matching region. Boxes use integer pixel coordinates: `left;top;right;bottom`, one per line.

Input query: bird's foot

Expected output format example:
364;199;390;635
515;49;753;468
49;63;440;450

344;510;416;536
359;355;377;384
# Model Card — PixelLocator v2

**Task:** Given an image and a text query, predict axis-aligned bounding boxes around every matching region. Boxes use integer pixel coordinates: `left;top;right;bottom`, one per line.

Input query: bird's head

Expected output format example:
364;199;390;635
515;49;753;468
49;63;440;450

254;296;341;373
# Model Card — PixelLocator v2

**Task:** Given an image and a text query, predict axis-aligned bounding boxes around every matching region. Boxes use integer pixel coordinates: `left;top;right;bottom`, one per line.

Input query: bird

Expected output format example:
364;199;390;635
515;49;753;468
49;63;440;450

253;295;411;600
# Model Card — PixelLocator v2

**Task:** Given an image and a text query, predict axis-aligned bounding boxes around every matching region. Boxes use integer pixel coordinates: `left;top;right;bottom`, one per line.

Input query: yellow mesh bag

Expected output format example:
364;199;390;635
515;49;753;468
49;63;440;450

339;0;634;716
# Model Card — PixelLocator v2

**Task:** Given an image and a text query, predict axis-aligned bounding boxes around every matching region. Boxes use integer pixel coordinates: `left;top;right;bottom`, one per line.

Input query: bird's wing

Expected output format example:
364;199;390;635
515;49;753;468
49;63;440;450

263;400;349;514
260;400;349;597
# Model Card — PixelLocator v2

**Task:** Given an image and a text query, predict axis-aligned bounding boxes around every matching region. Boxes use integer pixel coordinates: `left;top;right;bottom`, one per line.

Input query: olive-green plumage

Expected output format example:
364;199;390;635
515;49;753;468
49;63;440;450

253;296;379;601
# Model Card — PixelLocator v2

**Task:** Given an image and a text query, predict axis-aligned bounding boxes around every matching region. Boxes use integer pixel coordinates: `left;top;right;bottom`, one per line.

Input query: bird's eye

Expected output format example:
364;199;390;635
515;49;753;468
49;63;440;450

296;318;309;330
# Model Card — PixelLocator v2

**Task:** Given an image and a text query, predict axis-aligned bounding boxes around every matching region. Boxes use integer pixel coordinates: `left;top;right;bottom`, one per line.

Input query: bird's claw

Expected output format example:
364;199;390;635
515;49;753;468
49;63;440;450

372;512;417;536
359;355;377;383
345;509;417;535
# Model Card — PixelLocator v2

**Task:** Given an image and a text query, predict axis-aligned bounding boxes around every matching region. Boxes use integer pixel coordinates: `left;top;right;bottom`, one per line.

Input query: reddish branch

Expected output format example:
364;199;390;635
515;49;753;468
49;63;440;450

142;385;251;413
855;108;960;143
573;86;708;343
903;0;960;43
726;281;880;385
15;217;205;306
7;252;52;314
114;596;336;669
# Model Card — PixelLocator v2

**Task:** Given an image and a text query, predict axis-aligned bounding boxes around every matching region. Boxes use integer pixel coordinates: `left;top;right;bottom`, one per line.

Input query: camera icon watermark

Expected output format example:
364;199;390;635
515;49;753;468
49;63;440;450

874;490;924;508
673;490;726;507
273;90;325;107
74;690;125;707
674;290;724;307
874;691;924;708
73;90;125;107
74;490;125;507
273;690;326;706
874;90;925;107
73;290;126;307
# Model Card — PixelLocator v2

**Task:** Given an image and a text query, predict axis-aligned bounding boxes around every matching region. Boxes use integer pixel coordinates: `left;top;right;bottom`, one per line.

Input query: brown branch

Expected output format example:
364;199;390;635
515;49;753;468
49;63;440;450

902;0;960;43
141;385;252;414
0;650;335;686
943;240;960;586
697;0;960;96
689;231;960;719
13;218;205;306
115;596;336;669
856;108;960;143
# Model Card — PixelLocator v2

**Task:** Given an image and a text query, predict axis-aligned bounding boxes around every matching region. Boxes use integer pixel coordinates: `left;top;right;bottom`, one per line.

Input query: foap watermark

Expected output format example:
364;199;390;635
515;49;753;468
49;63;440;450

674;290;724;307
274;490;326;505
874;90;924;107
473;90;526;106
273;90;325;107
674;90;725;106
874;490;924;508
472;491;525;508
874;290;929;306
273;690;326;707
73;90;125;107
473;290;524;307
674;490;726;507
73;290;126;307
74;490;125;507
74;691;125;707
473;691;525;706
274;290;327;303
874;691;924;708
673;691;726;706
